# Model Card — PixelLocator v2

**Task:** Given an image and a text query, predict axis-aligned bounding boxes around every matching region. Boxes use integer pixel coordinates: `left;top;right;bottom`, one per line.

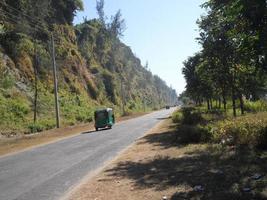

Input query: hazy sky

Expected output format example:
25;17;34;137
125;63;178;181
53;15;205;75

74;0;206;95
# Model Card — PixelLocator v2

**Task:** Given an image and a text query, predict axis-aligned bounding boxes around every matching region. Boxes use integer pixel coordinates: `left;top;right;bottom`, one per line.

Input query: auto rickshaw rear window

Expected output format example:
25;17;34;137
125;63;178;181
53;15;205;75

95;111;107;120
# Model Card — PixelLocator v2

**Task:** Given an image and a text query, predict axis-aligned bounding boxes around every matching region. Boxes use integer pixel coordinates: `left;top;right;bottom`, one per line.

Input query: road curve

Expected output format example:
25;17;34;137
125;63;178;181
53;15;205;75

0;108;176;200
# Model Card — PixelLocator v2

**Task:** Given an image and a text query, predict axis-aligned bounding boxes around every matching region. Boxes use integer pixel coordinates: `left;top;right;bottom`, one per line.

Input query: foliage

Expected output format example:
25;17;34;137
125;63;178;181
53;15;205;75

180;107;203;125
172;111;183;123
176;124;211;144
243;100;267;113
182;0;267;116
173;105;267;150
0;74;15;89
212;112;267;149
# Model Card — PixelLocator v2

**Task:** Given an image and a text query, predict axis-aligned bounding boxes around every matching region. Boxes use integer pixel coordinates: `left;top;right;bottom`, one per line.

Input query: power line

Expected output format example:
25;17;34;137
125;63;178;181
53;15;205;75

0;1;52;30
0;10;62;45
0;6;61;129
0;14;50;37
0;9;63;47
0;9;50;33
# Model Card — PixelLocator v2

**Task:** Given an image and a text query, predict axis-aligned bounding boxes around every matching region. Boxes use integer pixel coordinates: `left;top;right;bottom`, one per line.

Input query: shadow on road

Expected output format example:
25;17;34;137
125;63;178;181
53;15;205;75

139;128;182;150
81;128;111;135
81;130;96;135
156;117;172;120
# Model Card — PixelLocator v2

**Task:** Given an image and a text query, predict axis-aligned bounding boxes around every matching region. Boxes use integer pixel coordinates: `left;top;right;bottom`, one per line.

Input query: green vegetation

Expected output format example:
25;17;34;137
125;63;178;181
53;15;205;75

0;0;177;136
181;0;267;117
172;102;267;149
178;0;267;152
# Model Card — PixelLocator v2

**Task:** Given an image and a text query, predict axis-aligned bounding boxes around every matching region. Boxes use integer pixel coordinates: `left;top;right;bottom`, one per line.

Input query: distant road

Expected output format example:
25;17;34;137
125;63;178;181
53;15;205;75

0;108;176;200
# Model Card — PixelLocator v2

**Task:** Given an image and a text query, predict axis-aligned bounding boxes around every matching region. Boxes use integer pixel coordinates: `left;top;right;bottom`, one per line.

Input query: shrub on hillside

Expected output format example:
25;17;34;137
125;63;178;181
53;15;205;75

27;119;56;134
28;123;45;133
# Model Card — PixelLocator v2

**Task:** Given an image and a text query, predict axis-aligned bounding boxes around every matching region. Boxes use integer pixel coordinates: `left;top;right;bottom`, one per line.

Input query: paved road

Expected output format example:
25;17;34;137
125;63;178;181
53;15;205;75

0;108;176;200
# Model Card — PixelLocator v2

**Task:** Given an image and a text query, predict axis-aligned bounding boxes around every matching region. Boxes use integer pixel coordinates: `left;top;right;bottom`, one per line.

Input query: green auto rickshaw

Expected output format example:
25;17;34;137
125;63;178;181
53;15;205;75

94;108;115;131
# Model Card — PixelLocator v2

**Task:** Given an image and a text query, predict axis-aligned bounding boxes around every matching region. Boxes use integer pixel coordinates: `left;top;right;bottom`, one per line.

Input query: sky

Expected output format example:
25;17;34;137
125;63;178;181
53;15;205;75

74;0;206;95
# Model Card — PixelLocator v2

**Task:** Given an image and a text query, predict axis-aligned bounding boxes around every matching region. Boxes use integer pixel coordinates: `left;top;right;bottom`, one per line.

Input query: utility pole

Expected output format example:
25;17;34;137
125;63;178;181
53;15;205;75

51;33;60;128
143;97;146;112
33;39;38;123
120;76;125;116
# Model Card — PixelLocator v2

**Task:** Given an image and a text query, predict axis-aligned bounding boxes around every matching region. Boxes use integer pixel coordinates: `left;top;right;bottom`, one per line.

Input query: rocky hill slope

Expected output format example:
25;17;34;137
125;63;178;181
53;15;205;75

0;0;177;136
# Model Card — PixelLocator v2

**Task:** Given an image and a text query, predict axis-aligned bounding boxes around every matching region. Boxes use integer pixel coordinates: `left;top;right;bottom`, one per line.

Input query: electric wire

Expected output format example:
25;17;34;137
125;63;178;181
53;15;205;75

0;9;50;33
0;1;53;30
0;10;63;46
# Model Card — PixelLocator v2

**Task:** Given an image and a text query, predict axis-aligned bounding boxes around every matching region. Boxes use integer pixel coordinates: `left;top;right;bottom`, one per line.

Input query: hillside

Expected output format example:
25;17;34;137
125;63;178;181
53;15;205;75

0;0;177;136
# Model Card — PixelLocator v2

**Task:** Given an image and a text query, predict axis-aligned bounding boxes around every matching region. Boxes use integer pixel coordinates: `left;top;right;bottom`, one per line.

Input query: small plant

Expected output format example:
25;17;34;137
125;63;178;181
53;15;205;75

27;123;45;134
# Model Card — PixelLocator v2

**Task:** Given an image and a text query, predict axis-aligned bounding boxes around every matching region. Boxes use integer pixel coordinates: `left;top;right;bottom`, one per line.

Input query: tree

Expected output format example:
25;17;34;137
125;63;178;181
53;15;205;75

108;10;126;38
96;0;105;25
182;0;267;116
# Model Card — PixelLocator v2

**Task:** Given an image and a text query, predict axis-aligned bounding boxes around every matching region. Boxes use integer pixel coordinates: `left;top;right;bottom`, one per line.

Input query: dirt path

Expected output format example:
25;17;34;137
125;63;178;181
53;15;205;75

0;112;148;157
64;118;267;200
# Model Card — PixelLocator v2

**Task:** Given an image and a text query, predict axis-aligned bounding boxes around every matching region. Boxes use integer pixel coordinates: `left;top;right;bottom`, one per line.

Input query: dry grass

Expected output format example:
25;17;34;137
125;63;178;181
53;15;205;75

0;112;148;157
65;118;267;200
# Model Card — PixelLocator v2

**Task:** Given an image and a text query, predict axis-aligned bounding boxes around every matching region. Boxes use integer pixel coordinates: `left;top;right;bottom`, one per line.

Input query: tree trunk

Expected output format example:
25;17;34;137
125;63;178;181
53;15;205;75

239;94;244;115
232;88;237;117
222;95;227;111
207;99;210;110
210;99;213;109
219;98;221;109
33;70;38;123
33;42;39;123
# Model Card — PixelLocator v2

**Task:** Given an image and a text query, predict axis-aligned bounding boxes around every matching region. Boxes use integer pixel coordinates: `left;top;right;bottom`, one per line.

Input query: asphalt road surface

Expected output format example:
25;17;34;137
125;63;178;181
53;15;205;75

0;108;176;200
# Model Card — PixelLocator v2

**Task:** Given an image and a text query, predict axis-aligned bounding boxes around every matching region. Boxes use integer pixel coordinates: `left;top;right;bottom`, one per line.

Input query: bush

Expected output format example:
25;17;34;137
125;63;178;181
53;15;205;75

28;123;45;133
172;108;267;149
181;107;203;125
172;111;182;123
212;112;267;149
27;119;56;134
244;100;267;113
177;124;212;144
